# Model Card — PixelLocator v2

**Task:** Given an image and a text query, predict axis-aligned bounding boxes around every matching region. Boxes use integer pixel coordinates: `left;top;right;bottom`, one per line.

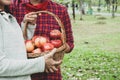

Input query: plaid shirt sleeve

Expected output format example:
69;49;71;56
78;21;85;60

61;7;74;52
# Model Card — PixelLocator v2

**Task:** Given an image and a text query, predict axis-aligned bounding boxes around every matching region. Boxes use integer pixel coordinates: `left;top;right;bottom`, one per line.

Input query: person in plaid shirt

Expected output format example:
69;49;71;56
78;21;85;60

10;0;74;80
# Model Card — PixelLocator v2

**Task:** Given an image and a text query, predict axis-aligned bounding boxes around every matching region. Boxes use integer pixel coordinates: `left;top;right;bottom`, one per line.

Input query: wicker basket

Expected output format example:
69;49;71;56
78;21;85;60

23;11;66;61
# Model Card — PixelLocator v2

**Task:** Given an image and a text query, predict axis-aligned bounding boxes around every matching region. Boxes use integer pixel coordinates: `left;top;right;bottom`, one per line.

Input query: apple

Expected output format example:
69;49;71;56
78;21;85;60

33;36;41;48
42;43;54;52
32;36;49;48
39;36;49;47
25;40;34;52
51;39;62;48
50;29;61;39
32;48;42;53
32;35;39;43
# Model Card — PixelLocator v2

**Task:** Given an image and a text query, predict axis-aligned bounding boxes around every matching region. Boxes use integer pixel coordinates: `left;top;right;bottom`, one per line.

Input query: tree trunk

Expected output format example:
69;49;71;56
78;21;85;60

112;0;115;18
98;0;101;12
72;0;75;20
115;0;117;12
107;4;111;12
105;0;111;12
79;0;84;20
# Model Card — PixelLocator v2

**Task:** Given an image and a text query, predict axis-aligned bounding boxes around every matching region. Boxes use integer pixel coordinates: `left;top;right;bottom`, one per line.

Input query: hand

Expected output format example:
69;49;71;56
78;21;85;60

63;43;70;53
23;12;39;25
56;43;70;53
44;48;62;73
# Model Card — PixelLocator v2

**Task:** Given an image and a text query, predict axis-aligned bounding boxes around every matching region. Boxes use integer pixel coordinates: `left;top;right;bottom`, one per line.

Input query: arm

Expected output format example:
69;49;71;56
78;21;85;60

0;11;61;77
21;12;38;40
0;52;45;77
0;23;45;77
62;7;74;53
21;22;36;40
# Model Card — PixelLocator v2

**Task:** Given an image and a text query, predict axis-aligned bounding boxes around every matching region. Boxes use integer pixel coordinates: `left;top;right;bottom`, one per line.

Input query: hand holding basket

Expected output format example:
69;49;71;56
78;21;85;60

23;11;67;61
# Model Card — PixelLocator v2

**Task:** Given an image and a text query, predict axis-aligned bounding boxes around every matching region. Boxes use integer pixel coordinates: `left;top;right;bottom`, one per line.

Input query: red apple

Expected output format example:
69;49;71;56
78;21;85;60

32;48;42;54
33;36;41;48
42;43;54;52
51;39;62;48
39;36;49;47
32;36;49;48
50;29;61;39
25;40;34;52
32;35;39;43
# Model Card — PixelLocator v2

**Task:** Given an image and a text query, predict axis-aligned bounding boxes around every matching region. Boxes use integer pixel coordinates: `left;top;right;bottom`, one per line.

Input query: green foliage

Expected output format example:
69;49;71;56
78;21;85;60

61;15;120;80
55;0;72;4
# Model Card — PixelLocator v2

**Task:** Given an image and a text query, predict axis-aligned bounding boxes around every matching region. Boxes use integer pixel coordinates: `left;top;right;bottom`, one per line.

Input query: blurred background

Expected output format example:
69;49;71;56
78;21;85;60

53;0;120;80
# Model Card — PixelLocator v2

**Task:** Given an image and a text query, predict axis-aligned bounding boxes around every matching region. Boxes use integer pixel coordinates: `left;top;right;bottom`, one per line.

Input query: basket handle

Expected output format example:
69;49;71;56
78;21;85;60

23;11;66;44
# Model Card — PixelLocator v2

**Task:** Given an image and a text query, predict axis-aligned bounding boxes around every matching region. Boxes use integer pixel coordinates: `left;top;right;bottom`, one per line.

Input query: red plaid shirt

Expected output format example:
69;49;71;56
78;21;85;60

10;0;74;80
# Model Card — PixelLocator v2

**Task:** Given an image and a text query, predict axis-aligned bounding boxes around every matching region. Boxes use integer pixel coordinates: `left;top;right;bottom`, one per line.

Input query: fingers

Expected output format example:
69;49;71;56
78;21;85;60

44;48;63;73
62;44;67;51
51;66;58;71
49;68;54;73
25;17;36;22
44;58;62;73
27;14;37;19
44;48;57;60
56;43;67;53
53;60;62;66
63;43;70;53
45;66;58;73
48;48;57;57
45;69;49;73
36;13;41;16
49;66;58;73
23;12;42;24
23;12;38;24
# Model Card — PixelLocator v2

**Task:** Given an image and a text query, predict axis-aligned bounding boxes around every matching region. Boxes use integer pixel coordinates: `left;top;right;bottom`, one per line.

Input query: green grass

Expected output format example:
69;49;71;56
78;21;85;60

61;15;120;80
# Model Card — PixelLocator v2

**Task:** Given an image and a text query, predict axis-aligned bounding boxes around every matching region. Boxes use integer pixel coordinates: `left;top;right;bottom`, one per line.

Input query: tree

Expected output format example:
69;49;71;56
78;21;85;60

105;0;118;18
115;0;118;12
78;0;84;20
98;0;101;12
105;0;111;12
72;0;76;20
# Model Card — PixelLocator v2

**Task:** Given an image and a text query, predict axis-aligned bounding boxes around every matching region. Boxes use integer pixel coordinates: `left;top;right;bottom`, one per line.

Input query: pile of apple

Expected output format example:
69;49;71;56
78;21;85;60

25;29;62;54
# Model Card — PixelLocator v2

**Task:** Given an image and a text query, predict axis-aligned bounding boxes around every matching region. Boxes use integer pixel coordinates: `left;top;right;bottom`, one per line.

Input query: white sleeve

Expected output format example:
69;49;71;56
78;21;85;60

0;24;45;77
0;50;45;77
21;22;36;40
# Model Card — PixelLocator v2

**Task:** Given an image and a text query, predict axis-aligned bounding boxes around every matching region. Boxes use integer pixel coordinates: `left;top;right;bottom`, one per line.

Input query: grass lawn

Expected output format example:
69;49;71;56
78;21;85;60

61;14;120;80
